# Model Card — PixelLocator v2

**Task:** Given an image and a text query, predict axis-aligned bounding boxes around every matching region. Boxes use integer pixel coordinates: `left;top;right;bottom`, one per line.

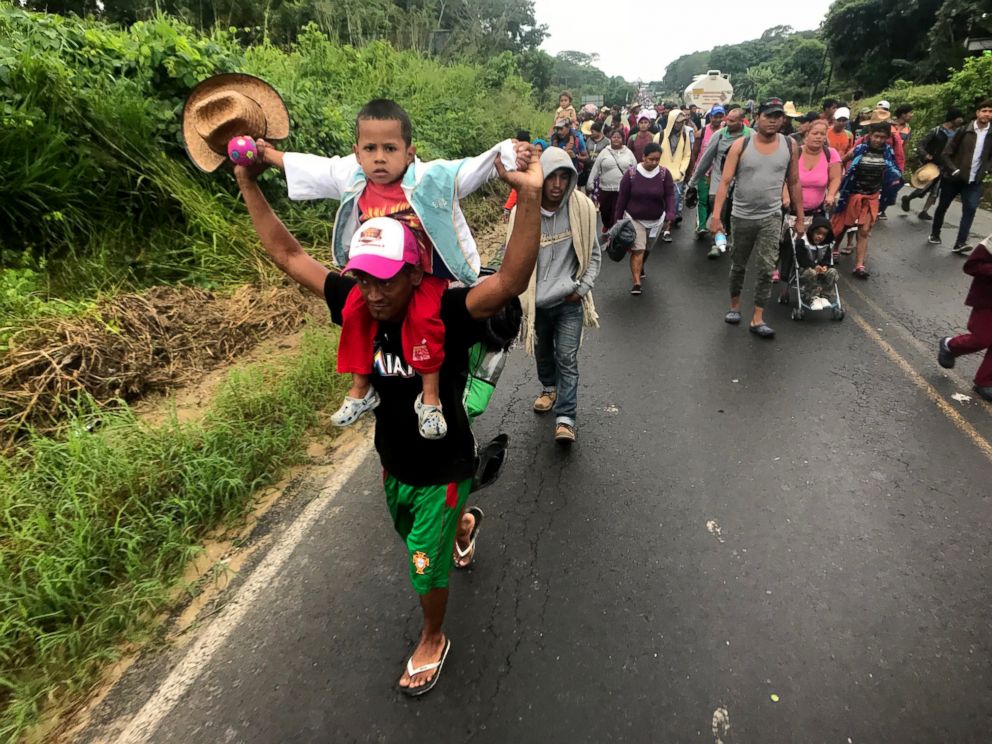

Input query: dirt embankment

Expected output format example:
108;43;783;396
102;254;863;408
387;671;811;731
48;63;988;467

0;284;321;446
0;208;508;447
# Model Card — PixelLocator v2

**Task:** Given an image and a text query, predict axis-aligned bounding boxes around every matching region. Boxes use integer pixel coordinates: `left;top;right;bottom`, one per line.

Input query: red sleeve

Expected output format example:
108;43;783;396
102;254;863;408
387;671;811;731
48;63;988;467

503;189;517;210
891;134;906;171
964;244;992;277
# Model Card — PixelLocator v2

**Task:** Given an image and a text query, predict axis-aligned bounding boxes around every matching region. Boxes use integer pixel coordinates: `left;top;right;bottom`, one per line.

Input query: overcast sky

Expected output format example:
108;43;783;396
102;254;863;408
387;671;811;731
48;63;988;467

531;0;836;83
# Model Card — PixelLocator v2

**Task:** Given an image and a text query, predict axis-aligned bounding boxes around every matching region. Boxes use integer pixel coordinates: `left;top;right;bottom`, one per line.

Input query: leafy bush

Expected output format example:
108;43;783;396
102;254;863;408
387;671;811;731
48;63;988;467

0;6;548;308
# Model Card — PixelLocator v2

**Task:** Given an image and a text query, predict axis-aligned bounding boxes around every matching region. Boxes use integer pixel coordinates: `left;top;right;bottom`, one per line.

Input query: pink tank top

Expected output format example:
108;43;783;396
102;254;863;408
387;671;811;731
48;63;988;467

800;147;838;211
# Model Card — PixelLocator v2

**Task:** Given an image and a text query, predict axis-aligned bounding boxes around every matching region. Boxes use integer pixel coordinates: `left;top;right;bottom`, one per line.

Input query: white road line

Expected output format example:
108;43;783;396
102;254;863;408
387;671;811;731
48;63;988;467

112;437;374;744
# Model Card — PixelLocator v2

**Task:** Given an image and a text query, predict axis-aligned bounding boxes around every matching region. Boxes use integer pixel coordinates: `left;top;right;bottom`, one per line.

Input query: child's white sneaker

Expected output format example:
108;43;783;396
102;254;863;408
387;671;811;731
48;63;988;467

414;392;447;440
330;388;380;427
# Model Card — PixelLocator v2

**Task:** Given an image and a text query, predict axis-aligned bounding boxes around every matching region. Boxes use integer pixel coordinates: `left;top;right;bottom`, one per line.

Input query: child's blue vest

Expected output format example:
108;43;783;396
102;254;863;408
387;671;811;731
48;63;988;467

332;160;481;286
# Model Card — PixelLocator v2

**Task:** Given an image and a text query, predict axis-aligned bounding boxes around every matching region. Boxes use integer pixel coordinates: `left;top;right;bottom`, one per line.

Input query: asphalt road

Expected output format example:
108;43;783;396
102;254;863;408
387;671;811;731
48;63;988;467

80;198;992;744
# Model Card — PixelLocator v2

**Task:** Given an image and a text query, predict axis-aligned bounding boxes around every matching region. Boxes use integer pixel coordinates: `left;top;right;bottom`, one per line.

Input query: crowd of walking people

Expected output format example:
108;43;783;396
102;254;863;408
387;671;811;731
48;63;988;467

534;91;992;348
187;71;991;701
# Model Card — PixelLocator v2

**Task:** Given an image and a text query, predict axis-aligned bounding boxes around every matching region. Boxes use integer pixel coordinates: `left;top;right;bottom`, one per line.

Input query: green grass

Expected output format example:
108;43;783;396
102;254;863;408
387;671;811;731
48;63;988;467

0;324;349;742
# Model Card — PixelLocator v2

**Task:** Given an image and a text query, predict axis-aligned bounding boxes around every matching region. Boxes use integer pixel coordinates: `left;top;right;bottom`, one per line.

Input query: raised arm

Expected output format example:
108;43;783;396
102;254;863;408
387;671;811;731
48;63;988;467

455;140;530;196
254;138;362;201
234;165;330;297
465;152;543;319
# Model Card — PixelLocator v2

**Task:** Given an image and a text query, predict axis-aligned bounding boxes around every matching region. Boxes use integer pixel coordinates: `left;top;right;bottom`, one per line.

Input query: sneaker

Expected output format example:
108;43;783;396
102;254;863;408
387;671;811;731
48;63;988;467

877;211;887;220
330;388;380;426
533;389;556;413
927;234;941;245
952;244;973;255
918;211;932;221
937;337;956;369
661;230;673;243
708;245;721;259
554;423;576;444
631;283;642;295
901;195;911;212
414;393;447;440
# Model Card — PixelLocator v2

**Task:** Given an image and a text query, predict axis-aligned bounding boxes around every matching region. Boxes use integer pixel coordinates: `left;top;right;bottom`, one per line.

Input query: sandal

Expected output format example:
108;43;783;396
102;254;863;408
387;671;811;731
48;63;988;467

414;393;447;440
852;266;870;279
454;506;484;569
330;387;380;427
749;323;776;338
400;638;451;697
724;310;742;325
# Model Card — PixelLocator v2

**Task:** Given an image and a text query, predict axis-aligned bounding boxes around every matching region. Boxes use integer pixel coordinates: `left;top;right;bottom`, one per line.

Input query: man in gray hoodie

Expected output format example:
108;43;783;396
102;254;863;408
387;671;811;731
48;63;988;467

524;147;601;444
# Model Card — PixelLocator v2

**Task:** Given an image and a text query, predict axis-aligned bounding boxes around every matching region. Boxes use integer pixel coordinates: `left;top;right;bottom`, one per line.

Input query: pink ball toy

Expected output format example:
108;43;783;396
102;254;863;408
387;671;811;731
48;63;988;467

227;136;258;165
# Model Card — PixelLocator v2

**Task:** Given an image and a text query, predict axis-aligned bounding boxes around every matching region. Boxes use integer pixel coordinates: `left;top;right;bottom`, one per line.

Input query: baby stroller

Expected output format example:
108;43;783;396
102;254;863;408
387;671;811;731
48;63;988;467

776;213;845;322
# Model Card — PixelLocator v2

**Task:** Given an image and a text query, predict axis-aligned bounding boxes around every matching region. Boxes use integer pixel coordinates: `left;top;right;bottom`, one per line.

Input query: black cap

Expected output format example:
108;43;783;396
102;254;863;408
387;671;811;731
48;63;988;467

800;112;820;123
758;98;785;115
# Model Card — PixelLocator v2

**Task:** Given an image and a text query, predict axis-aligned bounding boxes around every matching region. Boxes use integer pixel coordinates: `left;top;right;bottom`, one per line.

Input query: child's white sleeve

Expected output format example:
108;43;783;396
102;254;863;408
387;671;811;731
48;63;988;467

455;140;517;196
282;152;361;201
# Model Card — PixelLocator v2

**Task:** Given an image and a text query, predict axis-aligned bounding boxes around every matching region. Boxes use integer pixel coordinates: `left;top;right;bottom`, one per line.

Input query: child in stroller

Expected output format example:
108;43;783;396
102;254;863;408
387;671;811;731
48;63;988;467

778;213;845;321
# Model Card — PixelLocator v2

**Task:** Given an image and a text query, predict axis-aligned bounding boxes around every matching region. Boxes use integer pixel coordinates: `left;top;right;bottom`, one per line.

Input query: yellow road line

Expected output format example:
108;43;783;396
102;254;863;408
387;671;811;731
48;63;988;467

849;310;992;464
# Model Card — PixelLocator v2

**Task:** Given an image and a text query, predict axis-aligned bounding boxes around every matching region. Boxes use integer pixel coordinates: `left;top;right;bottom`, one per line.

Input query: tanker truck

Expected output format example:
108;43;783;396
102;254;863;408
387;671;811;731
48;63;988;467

683;70;733;113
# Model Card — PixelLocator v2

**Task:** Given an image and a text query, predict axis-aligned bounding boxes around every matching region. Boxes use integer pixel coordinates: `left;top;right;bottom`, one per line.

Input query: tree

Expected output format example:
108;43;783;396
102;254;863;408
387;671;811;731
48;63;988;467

928;0;992;75
821;0;944;91
660;50;710;95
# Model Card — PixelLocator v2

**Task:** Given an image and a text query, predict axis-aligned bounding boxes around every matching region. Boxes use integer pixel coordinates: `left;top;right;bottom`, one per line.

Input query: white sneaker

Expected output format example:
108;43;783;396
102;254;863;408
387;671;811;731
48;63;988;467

330;388;380;427
414;392;447;440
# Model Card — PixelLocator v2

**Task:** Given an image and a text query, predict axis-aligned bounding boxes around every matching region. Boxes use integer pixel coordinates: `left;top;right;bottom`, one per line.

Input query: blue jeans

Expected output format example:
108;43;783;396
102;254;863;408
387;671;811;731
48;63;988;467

534;301;583;427
932;178;982;248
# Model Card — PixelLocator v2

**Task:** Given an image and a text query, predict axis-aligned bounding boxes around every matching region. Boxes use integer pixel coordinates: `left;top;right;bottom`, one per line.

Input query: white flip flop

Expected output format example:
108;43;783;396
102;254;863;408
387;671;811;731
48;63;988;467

400;638;451;697
453;507;484;569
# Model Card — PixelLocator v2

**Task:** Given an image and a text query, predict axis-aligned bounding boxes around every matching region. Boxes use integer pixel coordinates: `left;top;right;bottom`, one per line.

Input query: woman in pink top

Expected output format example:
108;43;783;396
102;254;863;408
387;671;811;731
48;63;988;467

784;119;841;214
777;119;841;284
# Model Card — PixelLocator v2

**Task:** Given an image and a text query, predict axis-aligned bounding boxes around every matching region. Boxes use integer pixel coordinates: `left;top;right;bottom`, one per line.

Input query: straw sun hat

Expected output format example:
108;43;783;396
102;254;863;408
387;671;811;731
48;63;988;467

181;73;290;172
910;163;941;189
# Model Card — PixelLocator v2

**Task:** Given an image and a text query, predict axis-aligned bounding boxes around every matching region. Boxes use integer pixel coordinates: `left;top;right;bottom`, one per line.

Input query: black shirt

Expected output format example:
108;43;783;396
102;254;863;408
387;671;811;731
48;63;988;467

324;273;487;487
852;149;887;195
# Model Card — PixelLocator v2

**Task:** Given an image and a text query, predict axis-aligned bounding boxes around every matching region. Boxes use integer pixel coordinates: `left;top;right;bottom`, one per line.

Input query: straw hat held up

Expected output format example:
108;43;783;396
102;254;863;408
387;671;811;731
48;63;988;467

182;73;290;172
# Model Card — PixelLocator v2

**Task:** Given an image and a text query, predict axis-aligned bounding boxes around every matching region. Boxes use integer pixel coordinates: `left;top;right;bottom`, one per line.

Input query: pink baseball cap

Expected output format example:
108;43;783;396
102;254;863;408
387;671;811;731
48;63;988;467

343;217;420;279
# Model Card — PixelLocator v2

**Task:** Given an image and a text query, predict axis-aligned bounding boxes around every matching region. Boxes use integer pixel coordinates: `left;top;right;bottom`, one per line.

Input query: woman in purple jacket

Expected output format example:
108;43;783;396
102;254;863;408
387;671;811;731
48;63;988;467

614;142;676;295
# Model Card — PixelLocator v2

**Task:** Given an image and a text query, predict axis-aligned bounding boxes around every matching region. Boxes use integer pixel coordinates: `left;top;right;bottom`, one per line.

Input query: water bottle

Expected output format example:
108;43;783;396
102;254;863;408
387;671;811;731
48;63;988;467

715;231;728;253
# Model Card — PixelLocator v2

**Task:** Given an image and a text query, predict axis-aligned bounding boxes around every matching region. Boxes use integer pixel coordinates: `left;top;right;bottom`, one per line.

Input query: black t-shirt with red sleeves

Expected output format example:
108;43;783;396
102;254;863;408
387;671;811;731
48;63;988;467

324;273;486;487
